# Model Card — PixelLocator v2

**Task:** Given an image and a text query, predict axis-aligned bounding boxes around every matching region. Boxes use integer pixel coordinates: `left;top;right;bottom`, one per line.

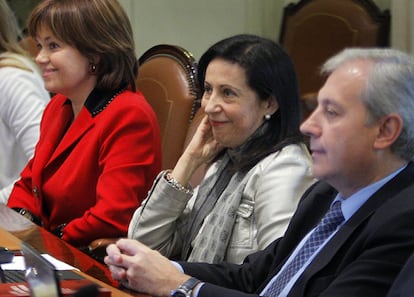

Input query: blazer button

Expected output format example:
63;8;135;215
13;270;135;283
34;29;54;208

32;187;39;198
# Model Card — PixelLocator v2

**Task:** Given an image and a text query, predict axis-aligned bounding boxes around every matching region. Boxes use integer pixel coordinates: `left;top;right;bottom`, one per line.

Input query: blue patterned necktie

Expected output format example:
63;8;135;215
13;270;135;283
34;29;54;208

263;201;344;296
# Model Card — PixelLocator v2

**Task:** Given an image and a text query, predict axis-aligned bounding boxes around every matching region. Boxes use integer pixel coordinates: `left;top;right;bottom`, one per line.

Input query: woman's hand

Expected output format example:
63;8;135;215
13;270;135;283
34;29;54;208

185;115;223;162
171;115;224;185
105;239;190;296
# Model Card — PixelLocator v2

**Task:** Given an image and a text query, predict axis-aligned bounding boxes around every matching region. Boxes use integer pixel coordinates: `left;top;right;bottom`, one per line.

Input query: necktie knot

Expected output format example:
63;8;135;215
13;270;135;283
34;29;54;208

318;201;344;232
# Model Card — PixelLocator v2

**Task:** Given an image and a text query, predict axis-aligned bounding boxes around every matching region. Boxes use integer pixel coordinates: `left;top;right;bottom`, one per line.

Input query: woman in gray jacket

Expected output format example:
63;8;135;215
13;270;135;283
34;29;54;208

128;34;315;264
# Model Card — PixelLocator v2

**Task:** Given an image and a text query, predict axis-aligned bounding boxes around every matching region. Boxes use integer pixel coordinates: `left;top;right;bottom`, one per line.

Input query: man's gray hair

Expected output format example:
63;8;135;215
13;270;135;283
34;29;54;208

322;48;414;161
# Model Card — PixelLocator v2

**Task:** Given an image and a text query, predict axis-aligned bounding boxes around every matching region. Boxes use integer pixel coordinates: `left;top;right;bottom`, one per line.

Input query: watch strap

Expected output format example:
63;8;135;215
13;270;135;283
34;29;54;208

171;277;201;297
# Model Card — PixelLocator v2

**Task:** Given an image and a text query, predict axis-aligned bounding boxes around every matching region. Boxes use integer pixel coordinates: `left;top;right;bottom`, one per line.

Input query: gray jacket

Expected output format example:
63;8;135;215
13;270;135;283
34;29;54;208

128;143;315;264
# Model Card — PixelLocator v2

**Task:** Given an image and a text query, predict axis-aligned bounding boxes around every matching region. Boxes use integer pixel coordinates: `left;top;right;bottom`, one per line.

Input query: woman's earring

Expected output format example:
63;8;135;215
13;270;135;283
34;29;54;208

264;114;271;120
89;62;97;73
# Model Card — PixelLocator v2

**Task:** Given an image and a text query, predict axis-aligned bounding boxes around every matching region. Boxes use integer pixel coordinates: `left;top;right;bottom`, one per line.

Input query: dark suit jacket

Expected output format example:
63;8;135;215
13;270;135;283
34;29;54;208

387;251;414;297
181;162;414;297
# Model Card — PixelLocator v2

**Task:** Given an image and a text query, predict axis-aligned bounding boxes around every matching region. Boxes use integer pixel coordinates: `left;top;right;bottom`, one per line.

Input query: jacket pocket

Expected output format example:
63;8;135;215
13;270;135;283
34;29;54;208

229;197;255;248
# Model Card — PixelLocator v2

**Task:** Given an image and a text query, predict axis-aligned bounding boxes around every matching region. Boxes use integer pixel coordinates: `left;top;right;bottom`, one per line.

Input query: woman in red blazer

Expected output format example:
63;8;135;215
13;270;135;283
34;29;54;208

7;0;162;247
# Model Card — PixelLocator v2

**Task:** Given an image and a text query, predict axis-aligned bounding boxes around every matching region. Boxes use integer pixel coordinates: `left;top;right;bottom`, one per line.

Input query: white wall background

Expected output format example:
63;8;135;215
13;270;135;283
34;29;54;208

391;0;414;54
118;0;412;59
119;0;284;59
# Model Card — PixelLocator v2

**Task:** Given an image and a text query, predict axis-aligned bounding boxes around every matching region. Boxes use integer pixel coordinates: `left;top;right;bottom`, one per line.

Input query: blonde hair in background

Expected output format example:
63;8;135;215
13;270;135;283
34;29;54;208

0;0;32;71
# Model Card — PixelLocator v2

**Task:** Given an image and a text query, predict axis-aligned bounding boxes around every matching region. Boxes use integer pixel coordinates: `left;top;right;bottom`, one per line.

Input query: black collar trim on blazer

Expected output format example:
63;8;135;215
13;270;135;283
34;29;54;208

84;84;127;117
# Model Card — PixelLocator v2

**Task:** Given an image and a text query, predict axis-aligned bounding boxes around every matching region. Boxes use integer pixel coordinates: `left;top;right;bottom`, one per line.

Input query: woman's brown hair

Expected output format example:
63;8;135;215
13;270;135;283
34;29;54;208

28;0;138;91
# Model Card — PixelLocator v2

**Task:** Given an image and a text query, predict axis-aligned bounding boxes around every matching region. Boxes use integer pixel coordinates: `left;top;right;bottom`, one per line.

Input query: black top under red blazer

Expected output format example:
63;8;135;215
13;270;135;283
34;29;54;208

181;162;414;297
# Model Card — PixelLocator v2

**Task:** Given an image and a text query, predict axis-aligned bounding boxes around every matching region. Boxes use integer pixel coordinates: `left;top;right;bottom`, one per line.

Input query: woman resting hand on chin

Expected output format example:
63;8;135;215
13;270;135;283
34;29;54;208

127;34;315;264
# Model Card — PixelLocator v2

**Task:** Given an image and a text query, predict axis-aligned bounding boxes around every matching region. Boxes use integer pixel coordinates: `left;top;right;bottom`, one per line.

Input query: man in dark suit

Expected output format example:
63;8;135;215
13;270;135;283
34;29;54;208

105;48;414;297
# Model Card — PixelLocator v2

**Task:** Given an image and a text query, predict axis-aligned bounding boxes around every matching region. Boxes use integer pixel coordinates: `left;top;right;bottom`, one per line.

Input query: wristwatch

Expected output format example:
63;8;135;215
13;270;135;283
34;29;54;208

170;277;201;297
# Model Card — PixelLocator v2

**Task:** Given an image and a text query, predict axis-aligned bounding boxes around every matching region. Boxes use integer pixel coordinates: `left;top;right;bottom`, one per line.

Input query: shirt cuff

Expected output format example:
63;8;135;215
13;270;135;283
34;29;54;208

171;260;184;273
171;261;204;297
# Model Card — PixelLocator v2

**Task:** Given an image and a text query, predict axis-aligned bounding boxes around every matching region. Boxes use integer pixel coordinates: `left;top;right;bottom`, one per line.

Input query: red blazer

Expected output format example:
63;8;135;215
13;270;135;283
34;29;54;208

8;88;162;247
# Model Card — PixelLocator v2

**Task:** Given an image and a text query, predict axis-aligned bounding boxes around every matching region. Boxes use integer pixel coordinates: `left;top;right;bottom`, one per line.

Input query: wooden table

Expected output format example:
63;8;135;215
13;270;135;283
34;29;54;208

0;204;149;297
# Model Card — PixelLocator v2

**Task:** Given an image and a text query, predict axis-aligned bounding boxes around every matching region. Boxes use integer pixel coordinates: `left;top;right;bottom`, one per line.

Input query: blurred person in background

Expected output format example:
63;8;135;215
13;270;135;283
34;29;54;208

0;0;50;203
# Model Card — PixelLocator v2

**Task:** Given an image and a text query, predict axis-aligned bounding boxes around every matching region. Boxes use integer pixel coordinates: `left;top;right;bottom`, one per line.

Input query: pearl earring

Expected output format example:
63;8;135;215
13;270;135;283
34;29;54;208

264;114;271;120
89;62;97;73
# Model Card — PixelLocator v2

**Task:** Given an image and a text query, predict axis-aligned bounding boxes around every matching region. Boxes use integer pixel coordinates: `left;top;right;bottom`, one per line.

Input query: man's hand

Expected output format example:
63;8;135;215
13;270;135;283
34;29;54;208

105;238;190;297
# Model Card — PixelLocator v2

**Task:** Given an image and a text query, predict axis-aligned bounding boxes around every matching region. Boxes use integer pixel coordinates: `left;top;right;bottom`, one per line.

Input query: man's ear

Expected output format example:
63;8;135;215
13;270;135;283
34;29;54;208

374;113;403;149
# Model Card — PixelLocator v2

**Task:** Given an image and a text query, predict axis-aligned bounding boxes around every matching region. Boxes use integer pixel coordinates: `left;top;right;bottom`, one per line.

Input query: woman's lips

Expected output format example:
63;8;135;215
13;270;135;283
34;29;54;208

209;120;227;127
310;148;324;158
42;68;56;78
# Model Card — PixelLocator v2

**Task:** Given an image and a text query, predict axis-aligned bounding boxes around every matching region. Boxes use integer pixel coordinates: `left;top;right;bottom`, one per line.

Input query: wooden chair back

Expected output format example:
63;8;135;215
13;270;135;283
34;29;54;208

279;0;390;120
137;44;200;169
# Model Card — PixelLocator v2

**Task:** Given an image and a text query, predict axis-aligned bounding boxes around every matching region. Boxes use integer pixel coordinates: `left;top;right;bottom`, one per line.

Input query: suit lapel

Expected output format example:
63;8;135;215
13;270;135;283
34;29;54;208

279;183;336;258
31;87;122;180
31;100;73;179
293;162;414;294
45;107;94;168
257;183;336;292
